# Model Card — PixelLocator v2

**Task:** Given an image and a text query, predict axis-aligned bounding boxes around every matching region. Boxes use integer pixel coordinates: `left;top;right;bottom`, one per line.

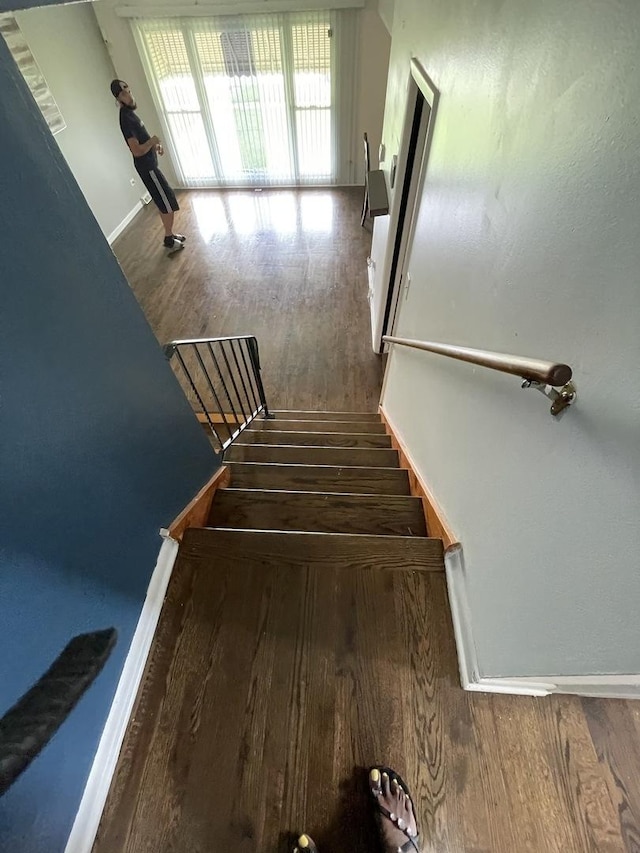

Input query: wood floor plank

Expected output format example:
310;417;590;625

238;430;393;448
92;544;201;851
225;444;399;468
112;189;383;412
181;562;299;850
393;568;466;851
228;462;411;495
461;696;597;852
209;489;428;536
272;564;341;848
310;560;416;851
582;698;640;852
538;697;625;852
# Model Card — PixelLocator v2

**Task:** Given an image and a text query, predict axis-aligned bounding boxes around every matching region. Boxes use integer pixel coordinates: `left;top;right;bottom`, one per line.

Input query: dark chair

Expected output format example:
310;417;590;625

360;132;371;227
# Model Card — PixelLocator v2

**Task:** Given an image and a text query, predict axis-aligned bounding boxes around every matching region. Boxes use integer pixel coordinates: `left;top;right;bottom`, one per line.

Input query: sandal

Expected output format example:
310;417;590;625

369;766;420;853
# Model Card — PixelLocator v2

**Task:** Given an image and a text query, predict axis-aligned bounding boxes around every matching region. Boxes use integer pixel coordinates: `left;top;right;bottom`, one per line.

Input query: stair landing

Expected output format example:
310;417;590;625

93;526;452;851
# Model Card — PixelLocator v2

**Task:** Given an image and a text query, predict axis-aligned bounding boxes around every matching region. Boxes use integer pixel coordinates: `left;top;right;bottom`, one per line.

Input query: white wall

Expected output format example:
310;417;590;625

357;1;391;176
377;0;394;33
92;0;390;185
15;2;143;241
374;0;640;678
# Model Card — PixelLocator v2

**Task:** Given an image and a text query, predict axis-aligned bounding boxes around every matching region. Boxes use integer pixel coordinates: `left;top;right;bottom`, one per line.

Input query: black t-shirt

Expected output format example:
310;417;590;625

119;107;157;172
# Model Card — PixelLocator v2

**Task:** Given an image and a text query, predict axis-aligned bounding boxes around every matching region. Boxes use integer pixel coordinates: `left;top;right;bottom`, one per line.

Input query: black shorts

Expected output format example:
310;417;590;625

137;167;179;214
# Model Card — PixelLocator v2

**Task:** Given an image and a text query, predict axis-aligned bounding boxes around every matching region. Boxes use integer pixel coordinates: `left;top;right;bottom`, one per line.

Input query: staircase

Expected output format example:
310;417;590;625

94;409;447;849
199;410;445;570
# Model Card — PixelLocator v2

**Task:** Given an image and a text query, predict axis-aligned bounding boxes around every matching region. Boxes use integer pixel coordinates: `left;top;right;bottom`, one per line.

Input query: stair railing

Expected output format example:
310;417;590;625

164;335;272;451
383;335;576;417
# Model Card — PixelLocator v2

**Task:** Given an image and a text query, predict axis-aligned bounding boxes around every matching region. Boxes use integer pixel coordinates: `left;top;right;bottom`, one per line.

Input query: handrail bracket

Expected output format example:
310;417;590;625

521;379;577;418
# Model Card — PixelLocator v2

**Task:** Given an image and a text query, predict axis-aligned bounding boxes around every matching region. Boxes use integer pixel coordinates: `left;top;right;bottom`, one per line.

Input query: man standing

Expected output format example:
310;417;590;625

110;79;185;256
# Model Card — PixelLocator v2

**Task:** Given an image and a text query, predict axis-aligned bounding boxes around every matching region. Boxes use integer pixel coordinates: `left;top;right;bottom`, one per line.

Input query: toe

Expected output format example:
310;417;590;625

295;834;317;853
397;790;406;815
370;767;382;794
404;793;416;823
382;771;391;798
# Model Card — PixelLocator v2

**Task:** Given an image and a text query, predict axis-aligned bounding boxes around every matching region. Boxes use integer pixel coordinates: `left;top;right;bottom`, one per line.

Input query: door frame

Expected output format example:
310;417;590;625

373;58;438;351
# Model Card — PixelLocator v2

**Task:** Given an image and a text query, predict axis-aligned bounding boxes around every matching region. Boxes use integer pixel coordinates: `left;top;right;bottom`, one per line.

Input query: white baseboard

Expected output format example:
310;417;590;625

444;544;481;686
107;200;143;245
64;534;179;853
444;545;640;699
508;673;640;699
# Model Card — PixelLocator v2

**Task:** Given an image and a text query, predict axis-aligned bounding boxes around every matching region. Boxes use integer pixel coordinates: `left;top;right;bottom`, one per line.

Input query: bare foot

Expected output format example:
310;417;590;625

370;768;420;853
294;833;318;853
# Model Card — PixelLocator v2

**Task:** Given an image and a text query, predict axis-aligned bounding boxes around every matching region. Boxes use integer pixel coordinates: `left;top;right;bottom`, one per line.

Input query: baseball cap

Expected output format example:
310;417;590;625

110;79;127;98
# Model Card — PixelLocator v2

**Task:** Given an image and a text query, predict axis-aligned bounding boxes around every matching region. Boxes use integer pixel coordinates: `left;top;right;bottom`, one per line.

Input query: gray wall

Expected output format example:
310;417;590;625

0;30;217;851
14;2;143;240
373;0;640;677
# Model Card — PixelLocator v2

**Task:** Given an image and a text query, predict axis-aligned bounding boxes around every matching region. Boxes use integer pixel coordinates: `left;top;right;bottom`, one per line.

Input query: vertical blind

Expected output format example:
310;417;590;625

132;11;357;187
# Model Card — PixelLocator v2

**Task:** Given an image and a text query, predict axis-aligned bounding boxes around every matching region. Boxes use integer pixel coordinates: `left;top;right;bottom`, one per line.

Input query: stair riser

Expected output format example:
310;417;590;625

226;445;399;468
210;490;427;537
247;420;386;434
271;411;381;422
182;528;444;571
228;463;411;495
238;431;392;448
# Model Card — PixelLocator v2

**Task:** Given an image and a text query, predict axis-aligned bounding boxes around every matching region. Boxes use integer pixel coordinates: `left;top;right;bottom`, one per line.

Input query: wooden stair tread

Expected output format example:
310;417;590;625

247;419;386;434
225;444;399;468
182;527;444;571
210;489;427;536
227;462;410;495
271;410;380;422
237;430;392;448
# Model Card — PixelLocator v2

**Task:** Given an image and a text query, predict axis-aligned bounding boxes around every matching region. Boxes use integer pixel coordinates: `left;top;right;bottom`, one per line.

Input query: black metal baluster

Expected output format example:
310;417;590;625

207;342;241;442
247;337;272;417
230;340;254;420
175;346;222;449
238;338;260;414
219;340;249;427
192;344;234;446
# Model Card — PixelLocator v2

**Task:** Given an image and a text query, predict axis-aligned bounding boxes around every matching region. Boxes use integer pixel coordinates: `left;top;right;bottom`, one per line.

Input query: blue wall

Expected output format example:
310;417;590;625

0;35;218;851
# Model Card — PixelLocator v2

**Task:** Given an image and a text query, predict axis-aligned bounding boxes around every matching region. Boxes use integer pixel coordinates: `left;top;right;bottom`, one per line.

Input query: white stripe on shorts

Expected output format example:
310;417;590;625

149;170;171;213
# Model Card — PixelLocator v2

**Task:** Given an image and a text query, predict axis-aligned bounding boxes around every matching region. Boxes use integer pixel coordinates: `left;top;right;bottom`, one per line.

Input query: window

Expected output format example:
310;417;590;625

133;11;356;187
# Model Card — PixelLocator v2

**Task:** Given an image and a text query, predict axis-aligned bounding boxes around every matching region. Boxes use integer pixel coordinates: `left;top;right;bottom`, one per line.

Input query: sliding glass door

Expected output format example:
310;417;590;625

134;11;355;187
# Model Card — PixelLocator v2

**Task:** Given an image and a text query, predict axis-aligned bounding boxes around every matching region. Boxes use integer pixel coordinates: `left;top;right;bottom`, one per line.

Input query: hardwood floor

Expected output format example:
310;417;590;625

112;189;383;412
102;197;640;852
94;528;640;853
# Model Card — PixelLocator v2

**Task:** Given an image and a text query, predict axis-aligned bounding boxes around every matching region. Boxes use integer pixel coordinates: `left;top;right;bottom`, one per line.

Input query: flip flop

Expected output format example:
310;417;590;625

294;834;318;853
369;765;420;853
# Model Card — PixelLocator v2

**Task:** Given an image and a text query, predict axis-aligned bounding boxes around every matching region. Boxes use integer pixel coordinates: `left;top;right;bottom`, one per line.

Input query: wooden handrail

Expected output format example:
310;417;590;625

382;336;572;387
